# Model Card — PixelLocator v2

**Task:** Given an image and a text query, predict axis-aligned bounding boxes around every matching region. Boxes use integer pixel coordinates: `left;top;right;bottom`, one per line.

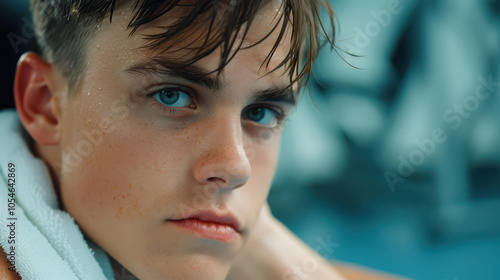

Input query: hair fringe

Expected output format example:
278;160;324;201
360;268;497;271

31;0;338;93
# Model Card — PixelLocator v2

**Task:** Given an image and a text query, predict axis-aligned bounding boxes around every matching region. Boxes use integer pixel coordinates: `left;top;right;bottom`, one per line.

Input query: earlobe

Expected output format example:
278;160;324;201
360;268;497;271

14;52;62;145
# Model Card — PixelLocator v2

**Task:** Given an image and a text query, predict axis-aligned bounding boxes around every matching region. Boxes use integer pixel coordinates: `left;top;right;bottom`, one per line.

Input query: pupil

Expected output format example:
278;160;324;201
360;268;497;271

159;90;179;104
250;108;264;121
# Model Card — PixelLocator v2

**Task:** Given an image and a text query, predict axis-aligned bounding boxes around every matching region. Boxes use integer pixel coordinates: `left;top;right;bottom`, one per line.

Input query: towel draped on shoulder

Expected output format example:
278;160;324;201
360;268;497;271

0;110;116;280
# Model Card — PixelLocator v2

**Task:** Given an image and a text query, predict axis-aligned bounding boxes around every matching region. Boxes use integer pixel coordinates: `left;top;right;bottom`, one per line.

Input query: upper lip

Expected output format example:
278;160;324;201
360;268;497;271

169;210;242;232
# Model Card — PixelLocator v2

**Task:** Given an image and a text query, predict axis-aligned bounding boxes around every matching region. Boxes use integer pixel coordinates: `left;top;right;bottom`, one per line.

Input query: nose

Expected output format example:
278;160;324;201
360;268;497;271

192;114;251;191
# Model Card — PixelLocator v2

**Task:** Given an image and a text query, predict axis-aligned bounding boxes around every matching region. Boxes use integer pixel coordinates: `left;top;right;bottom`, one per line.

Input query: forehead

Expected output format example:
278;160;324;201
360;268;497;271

90;0;292;78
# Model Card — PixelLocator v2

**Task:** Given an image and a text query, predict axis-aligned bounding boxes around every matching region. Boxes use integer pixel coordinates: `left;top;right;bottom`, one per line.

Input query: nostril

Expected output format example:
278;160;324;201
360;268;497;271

207;177;227;187
233;182;245;190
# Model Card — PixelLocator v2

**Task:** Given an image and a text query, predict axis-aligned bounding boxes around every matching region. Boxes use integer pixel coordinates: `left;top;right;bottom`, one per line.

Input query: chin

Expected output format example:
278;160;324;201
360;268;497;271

127;253;233;280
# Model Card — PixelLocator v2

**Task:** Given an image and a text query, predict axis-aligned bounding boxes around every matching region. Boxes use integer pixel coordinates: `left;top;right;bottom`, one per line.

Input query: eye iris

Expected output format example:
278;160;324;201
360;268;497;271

248;108;265;122
159;90;179;105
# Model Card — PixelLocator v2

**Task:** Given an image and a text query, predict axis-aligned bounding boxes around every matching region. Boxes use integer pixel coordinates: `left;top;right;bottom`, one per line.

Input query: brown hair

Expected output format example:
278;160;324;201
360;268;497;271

30;0;336;93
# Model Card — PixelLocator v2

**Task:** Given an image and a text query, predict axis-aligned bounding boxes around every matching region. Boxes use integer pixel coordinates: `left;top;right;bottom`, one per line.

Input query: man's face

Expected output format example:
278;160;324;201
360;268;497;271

53;2;294;279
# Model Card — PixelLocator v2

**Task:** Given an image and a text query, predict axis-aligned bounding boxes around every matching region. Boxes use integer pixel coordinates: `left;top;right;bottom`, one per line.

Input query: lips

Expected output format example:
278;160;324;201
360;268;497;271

168;210;242;243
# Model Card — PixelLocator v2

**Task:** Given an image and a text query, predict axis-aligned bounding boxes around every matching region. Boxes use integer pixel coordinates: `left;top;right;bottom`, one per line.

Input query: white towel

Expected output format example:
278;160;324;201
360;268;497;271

0;109;116;280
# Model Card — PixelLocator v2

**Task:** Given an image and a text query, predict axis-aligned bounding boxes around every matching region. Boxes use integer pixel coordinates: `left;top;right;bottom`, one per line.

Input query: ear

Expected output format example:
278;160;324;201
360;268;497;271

14;52;63;145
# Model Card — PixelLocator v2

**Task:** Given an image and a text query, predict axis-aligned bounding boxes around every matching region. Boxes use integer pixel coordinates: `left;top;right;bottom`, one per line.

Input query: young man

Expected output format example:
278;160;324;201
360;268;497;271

0;0;405;279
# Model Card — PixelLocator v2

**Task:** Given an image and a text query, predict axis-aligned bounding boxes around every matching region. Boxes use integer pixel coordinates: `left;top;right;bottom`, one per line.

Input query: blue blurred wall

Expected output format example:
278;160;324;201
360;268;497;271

270;0;500;279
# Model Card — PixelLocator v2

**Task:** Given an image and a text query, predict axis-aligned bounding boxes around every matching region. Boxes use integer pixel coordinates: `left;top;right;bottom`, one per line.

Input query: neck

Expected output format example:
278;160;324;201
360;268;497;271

109;256;139;280
33;141;64;209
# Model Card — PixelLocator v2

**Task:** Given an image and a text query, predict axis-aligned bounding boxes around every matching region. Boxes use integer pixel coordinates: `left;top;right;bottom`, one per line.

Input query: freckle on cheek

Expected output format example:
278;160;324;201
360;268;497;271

132;201;145;217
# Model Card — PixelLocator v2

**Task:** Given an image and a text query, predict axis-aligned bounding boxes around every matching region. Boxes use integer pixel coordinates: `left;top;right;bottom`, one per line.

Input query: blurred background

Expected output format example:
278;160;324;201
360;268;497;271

1;0;499;279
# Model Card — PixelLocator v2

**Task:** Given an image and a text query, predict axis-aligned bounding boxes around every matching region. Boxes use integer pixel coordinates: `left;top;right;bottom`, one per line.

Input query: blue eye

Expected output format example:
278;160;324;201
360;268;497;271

244;107;280;126
152;89;191;108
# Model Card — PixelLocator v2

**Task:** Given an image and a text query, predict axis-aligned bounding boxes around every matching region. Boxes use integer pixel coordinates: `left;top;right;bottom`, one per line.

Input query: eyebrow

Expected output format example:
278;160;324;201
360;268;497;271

124;57;297;106
124;57;224;92
250;87;297;106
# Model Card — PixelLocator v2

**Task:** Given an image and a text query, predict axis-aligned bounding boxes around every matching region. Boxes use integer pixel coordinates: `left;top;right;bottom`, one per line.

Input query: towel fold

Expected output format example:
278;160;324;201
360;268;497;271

0;109;116;280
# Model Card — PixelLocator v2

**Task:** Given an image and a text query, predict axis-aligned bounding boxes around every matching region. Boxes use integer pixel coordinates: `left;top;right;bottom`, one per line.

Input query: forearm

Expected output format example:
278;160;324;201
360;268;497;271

333;262;410;280
227;216;346;280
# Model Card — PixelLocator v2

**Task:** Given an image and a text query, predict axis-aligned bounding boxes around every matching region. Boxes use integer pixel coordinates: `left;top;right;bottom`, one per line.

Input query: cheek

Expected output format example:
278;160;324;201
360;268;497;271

59;128;143;224
58;113;189;226
249;128;281;179
252;138;280;185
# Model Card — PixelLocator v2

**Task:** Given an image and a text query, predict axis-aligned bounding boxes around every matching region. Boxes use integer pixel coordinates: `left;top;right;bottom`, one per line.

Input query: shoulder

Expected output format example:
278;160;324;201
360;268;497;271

0;244;22;280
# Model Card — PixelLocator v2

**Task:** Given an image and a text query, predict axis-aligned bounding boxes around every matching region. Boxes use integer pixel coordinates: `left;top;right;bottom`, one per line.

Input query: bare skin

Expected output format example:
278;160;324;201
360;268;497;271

0;248;21;280
3;1;407;279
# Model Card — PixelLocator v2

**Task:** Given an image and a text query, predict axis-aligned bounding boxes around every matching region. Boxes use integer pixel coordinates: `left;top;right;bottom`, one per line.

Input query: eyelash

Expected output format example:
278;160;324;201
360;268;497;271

147;86;289;129
244;104;288;129
147;86;197;115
